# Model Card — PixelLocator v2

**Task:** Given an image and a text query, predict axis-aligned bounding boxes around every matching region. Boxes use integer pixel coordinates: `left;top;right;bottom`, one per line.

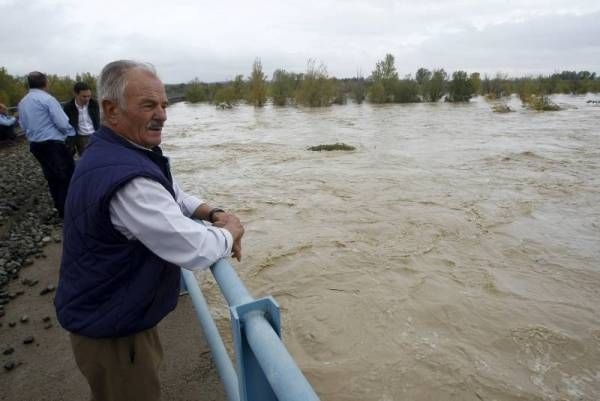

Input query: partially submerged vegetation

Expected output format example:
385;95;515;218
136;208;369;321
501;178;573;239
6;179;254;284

1;61;598;110
530;96;561;111
307;143;356;151
491;103;512;113
295;60;336;107
520;94;561;111
515;78;562;111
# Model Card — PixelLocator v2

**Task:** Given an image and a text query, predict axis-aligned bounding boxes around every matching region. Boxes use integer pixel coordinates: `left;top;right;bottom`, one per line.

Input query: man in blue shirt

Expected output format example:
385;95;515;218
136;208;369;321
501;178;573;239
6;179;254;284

0;103;17;140
18;72;75;217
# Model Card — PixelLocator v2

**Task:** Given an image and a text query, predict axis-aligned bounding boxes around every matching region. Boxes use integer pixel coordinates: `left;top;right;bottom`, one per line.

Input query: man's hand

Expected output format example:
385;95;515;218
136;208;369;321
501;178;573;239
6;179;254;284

212;212;244;261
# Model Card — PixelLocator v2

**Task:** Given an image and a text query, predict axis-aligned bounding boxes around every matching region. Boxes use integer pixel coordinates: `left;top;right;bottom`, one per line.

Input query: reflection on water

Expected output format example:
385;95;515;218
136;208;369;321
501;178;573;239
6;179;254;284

164;95;600;401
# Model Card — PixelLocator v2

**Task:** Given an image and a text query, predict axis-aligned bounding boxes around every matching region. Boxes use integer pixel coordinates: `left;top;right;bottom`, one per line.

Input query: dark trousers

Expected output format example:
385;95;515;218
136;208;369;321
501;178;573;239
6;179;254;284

0;124;16;140
70;327;163;401
66;134;90;157
29;140;75;217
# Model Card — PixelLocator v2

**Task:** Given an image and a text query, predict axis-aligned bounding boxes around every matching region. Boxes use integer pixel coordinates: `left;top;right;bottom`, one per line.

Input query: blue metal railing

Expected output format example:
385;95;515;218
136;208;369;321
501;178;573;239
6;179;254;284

181;259;320;401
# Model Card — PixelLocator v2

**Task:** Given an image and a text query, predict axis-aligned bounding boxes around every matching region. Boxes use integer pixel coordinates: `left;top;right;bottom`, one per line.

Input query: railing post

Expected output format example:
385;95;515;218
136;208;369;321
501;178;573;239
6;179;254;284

230;298;282;401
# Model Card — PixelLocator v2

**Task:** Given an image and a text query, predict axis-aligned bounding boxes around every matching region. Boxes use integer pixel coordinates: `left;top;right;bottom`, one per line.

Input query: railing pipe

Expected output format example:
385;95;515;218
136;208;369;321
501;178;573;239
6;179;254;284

210;259;253;306
244;311;320;401
181;269;240;401
211;258;320;401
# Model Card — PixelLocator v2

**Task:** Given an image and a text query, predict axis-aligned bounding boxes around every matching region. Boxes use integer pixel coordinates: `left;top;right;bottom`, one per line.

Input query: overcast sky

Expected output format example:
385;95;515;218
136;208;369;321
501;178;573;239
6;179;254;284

1;0;599;83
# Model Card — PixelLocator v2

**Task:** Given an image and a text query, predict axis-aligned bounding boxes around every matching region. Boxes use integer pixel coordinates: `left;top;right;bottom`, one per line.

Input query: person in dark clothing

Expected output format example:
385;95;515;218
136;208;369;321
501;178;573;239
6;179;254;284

63;82;100;156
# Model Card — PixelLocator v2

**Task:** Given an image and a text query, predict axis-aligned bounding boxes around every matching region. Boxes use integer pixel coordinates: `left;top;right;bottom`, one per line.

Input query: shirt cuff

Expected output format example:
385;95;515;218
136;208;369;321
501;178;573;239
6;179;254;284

217;227;234;257
181;196;204;217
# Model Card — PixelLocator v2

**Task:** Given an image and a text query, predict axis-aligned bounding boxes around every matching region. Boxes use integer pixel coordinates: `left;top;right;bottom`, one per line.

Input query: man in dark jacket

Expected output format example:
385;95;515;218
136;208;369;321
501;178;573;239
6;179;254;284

55;60;244;401
63;81;100;156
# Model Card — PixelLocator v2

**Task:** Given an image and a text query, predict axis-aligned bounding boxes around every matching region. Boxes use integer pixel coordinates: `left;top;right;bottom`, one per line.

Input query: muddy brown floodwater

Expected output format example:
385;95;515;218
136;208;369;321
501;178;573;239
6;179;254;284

163;94;600;401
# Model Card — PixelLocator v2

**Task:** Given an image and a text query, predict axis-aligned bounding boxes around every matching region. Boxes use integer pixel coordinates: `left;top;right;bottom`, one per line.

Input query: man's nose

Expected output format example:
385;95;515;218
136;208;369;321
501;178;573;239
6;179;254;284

155;106;167;121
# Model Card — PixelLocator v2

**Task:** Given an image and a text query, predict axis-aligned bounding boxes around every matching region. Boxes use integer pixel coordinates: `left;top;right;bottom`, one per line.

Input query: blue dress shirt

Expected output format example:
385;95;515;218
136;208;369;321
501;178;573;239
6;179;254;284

0;113;16;127
18;89;75;142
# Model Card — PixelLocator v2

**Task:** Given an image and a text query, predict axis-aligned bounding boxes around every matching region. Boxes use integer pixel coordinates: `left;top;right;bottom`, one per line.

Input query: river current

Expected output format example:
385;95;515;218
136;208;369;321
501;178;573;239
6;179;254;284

162;95;600;401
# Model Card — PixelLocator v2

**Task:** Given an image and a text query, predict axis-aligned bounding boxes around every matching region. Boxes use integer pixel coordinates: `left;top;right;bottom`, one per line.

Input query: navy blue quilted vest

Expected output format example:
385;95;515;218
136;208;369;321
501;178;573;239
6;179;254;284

55;126;181;338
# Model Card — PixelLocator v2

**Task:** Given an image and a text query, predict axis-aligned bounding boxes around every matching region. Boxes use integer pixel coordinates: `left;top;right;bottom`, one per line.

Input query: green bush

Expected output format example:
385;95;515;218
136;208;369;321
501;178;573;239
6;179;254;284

0;67;26;107
349;77;366;104
525;95;561;111
422;69;447;102
270;69;298;106
332;79;346;105
213;85;237;106
446;70;475;102
369;54;398;103
368;81;386;103
247;59;266;107
185;79;207;103
393;79;420;103
295;60;335;107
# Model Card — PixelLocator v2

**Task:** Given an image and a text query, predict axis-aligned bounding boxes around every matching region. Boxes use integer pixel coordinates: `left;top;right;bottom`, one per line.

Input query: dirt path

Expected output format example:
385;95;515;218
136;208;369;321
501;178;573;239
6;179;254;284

0;229;226;401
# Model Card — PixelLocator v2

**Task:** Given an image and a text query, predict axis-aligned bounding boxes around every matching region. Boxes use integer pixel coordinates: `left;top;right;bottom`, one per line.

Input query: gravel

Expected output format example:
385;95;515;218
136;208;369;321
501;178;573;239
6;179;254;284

0;139;62;306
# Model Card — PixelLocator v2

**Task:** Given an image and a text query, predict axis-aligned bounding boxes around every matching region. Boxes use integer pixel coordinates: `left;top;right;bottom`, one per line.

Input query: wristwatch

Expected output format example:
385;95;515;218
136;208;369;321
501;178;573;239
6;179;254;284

208;208;225;223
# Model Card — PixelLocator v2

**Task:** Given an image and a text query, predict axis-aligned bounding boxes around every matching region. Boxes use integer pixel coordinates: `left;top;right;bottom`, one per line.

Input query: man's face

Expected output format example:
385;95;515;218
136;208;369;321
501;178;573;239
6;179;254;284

107;70;168;148
75;89;92;106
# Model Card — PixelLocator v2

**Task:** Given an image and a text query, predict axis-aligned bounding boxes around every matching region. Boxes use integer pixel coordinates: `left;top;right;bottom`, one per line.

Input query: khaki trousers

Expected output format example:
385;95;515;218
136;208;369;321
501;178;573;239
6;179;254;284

70;327;163;401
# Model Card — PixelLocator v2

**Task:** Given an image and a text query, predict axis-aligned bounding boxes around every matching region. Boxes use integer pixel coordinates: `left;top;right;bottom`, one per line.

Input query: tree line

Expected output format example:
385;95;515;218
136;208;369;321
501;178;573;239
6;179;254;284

1;55;598;108
0;67;97;107
182;55;599;109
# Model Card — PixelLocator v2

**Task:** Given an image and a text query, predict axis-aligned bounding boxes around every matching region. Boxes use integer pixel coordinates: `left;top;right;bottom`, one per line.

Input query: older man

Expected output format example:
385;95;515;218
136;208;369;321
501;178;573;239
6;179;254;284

63;81;100;156
18;72;75;217
55;60;244;401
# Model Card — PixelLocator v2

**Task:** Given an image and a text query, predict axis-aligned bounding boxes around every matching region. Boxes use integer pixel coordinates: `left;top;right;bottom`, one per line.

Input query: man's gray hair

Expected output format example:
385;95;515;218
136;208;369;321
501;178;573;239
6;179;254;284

97;60;157;114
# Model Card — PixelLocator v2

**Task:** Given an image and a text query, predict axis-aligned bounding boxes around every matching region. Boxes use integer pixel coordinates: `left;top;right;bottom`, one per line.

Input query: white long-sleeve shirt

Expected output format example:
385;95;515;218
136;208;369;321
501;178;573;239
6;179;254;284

109;177;232;271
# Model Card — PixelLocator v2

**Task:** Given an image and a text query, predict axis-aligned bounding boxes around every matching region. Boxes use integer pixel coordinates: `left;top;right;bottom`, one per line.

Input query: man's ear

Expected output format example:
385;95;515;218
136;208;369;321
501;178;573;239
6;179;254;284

102;100;120;124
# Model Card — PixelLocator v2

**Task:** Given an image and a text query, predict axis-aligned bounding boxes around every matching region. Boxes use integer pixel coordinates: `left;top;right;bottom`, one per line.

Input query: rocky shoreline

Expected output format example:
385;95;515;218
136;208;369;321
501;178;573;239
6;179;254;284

0;138;64;374
0;138;62;308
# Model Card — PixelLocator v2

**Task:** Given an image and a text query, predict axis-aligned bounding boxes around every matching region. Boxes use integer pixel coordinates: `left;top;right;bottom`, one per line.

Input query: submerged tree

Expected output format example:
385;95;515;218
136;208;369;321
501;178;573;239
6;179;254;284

415;68;432;86
368;81;386;104
349;73;366;104
393;76;420;103
295;59;335;107
232;74;246;101
185;78;207;103
470;72;481;96
422;68;447;102
332;78;346;105
482;73;511;99
369;54;399;103
213;85;237;106
270;69;297;106
446;70;474;102
247;59;267;107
